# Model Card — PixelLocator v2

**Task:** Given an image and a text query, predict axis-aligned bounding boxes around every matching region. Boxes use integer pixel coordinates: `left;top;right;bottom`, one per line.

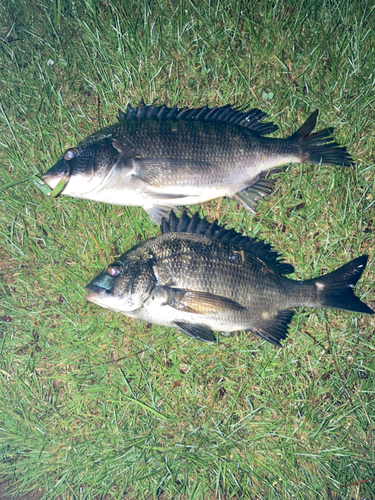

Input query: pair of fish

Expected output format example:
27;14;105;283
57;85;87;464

43;103;373;345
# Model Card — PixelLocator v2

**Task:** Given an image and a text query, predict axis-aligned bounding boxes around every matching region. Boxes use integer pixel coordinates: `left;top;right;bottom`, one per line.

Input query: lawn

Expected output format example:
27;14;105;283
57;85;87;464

0;0;374;498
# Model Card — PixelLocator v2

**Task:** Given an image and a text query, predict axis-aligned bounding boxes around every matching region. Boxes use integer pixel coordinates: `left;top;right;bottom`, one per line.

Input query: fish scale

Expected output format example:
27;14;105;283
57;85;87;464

130;120;249;164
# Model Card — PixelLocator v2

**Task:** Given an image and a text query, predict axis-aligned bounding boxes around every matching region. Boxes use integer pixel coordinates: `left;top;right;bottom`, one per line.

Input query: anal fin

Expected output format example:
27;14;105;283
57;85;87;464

233;173;276;212
174;322;216;342
248;310;294;346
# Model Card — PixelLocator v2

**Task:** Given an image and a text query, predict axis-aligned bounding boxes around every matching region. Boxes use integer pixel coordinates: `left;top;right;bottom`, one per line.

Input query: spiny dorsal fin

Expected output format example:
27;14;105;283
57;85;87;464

161;211;294;275
118;103;278;136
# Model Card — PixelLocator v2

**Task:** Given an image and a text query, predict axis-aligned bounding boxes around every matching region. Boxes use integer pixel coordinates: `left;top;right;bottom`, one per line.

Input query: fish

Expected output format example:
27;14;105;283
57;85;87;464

85;211;373;346
43;103;353;223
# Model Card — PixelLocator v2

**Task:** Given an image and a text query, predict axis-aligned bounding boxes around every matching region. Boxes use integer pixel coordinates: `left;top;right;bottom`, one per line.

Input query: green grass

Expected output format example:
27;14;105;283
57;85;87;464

0;0;374;498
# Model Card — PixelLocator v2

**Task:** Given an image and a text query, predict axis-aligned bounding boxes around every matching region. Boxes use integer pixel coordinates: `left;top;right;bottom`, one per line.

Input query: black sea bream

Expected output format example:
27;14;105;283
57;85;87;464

86;212;372;345
43;104;353;223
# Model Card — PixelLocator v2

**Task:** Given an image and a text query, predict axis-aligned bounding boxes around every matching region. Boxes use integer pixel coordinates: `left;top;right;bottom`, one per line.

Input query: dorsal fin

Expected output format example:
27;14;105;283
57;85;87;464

161;212;294;275
118;103;278;136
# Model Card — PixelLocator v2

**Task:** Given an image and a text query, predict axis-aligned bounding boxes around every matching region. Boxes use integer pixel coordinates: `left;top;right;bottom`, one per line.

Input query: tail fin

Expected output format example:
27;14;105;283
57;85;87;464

309;255;373;314
289;110;354;167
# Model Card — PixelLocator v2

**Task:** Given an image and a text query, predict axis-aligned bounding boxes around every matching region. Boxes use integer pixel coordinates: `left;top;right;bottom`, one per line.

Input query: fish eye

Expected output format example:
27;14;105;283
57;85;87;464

107;264;122;277
64;148;78;160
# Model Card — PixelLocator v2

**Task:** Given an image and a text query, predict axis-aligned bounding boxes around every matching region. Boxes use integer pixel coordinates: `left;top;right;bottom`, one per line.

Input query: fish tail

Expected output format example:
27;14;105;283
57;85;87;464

307;255;373;314
289;110;354;167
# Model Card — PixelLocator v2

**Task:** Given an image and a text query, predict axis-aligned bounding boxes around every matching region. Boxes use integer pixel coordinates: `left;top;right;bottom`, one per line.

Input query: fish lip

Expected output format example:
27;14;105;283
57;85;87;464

85;283;108;302
42;161;70;190
86;283;107;294
42;171;66;188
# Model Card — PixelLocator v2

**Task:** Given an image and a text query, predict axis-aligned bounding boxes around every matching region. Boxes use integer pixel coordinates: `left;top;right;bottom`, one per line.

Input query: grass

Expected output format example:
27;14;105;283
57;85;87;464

0;0;374;498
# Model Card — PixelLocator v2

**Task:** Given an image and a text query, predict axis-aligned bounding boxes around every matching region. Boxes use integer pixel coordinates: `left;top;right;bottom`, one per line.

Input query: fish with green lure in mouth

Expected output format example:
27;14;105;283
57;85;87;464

43;103;353;223
86;211;373;345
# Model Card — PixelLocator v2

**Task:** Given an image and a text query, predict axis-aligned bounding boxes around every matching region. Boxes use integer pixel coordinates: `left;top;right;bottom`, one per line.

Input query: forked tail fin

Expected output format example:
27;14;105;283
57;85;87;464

308;255;373;314
289;110;354;167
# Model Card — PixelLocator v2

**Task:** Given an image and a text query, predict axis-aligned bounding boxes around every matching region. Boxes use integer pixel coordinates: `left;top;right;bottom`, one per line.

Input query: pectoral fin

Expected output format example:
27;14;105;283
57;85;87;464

111;137;137;156
164;288;246;315
150;193;196;200
132;157;214;185
174;322;216;342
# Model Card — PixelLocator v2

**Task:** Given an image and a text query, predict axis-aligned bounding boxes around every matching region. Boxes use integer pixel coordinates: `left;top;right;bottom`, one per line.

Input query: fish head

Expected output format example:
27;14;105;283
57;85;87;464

85;249;157;313
43;134;121;196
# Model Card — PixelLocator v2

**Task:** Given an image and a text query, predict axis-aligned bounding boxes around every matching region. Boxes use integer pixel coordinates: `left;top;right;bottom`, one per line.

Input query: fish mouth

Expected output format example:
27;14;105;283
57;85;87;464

42;163;70;191
42;171;67;190
86;283;106;294
85;283;107;302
